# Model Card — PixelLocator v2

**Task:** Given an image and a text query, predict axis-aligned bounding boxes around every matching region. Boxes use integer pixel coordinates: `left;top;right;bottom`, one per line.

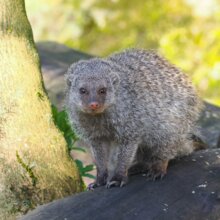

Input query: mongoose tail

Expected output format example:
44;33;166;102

191;134;208;150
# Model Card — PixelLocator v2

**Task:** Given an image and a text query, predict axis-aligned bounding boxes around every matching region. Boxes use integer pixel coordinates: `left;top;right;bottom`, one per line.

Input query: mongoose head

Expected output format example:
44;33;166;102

66;58;120;115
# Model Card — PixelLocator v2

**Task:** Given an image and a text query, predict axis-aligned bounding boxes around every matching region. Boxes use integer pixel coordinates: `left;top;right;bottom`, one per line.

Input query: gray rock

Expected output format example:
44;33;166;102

200;103;220;148
21;148;220;220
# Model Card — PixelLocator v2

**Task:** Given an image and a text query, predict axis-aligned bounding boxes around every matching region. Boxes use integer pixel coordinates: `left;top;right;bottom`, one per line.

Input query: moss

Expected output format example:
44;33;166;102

16;151;38;187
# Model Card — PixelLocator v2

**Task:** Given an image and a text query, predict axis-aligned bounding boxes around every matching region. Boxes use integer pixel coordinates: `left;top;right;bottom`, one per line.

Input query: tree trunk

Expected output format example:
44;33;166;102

0;0;83;219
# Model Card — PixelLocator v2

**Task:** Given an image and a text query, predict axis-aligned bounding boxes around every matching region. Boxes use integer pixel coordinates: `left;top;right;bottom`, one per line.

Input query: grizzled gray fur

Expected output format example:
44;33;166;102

66;49;202;188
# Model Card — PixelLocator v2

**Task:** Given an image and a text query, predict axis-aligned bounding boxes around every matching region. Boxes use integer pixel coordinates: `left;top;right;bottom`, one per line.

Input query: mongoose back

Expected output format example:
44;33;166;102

66;49;203;188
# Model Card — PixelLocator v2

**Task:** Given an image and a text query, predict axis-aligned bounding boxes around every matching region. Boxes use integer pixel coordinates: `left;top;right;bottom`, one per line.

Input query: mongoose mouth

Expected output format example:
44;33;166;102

81;106;106;115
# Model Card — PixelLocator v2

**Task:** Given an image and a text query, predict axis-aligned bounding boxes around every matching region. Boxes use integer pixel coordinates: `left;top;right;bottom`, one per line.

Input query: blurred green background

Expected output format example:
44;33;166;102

26;0;220;106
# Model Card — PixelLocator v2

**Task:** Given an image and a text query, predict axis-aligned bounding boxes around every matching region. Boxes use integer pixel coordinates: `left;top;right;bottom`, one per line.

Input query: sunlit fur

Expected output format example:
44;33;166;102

66;49;203;187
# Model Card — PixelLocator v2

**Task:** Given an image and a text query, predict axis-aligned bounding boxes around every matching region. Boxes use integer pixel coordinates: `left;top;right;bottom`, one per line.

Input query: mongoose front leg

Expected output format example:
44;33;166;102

106;142;138;188
87;141;108;190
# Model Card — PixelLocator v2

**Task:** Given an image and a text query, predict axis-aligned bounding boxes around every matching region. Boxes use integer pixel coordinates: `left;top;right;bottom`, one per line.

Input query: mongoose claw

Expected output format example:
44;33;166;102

106;180;119;188
106;174;127;188
146;160;168;181
146;170;166;181
106;180;126;188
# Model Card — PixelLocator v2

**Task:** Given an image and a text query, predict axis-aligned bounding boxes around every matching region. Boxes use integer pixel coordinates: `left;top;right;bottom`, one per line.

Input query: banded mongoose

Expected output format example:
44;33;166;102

66;49;203;189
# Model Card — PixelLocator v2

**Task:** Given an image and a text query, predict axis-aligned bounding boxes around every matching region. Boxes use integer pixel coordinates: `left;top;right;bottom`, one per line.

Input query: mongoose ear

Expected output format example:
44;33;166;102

111;72;120;87
66;74;78;88
66;65;78;87
66;76;72;87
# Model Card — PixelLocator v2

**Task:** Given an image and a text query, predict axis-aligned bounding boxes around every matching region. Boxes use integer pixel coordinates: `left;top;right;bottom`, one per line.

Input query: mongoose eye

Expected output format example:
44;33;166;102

79;88;87;94
98;88;107;95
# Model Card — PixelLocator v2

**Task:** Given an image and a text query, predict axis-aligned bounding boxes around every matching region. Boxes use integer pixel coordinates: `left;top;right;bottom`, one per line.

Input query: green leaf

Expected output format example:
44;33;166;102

83;173;96;179
51;105;79;151
75;159;83;170
71;147;86;152
82;164;94;172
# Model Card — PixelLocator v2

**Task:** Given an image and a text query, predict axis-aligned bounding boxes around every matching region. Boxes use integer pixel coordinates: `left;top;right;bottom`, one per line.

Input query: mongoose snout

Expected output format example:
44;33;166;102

72;80;110;114
89;102;100;110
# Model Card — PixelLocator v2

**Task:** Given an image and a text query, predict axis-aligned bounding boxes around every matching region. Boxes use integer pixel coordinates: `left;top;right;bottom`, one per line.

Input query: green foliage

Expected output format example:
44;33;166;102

75;160;95;179
51;105;95;179
26;0;220;105
51;105;78;151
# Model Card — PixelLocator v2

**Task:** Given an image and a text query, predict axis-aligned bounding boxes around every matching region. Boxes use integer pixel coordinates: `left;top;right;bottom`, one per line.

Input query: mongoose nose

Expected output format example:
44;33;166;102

89;102;100;110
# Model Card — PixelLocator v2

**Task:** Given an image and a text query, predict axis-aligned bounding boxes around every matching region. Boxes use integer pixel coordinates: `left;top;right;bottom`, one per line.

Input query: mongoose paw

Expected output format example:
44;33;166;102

106;174;128;188
146;160;168;181
87;180;106;191
87;171;108;190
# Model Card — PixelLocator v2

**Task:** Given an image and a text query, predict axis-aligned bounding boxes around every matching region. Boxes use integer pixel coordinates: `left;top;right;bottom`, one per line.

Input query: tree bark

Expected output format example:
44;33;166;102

0;0;83;219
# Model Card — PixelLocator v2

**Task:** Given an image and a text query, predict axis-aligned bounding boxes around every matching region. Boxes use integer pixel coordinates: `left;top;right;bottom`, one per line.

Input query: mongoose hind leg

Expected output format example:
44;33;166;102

128;162;150;175
146;159;169;181
128;159;168;181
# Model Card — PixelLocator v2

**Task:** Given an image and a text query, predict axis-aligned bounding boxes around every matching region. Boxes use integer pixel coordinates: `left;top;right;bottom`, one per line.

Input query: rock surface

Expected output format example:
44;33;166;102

22;42;220;220
200;103;220;148
21;149;220;220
